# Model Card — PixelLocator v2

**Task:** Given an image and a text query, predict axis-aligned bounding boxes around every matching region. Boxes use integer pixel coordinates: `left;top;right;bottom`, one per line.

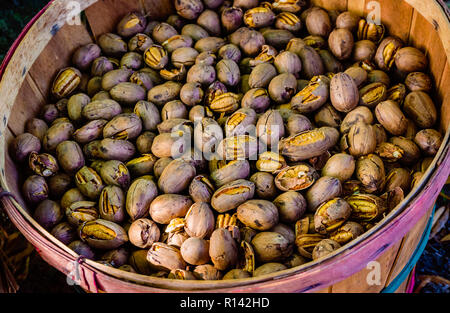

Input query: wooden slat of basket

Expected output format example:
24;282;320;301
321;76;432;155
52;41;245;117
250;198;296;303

384;205;433;286
84;0;143;38
3;128;27;211
394;272;410;293
438;63;450;133
425;30;447;89
8;76;46;136
142;0;175;21
408;9;433;51
4;127;20;183
310;0;348;11
408;7;449;132
28;22;93;98
405;0;450;58
331;239;403;293
347;0;365;16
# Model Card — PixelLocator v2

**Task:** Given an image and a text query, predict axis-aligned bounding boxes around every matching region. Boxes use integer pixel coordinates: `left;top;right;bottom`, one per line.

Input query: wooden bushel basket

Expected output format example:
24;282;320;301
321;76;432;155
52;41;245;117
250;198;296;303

0;0;449;293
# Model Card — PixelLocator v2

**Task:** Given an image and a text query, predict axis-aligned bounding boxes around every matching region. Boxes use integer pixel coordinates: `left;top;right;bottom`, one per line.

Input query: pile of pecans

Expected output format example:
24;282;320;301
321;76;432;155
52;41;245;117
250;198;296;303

11;0;444;280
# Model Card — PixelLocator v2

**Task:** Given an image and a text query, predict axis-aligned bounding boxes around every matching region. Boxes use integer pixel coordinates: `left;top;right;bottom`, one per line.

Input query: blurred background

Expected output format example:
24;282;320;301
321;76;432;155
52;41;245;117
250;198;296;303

0;0;449;293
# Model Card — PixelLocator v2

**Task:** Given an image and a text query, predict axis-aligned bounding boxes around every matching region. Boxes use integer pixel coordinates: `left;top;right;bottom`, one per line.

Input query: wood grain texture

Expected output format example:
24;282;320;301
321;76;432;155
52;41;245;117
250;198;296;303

438;63;449;133
28;22;92;98
408;9;433;52
311;0;347;11
347;0;365;16
385;205;433;286
84;0;143;38
409;7;447;89
394;273;409;293
426;29;447;89
409;9;448;131
8;76;46;136
331;239;402;293
142;0;175;20
405;0;450;58
3;128;27;211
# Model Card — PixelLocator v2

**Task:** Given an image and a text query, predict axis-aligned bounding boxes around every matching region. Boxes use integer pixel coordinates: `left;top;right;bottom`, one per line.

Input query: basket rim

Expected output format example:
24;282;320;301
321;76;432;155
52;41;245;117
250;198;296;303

0;0;449;291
